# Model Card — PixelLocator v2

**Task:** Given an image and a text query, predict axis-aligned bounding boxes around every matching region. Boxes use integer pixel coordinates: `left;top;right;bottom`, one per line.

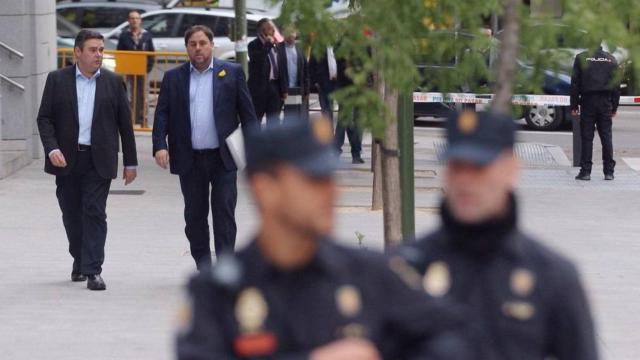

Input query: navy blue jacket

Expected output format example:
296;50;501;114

152;60;258;175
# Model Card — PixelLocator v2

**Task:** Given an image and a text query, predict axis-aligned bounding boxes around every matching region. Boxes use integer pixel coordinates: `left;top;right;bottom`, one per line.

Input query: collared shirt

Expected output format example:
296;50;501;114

285;43;298;88
327;47;338;80
189;59;219;150
76;66;100;145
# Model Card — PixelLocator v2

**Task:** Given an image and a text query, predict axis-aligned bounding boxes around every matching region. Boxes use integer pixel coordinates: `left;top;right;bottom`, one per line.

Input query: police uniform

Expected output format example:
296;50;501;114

398;112;599;360
176;119;470;360
570;46;620;180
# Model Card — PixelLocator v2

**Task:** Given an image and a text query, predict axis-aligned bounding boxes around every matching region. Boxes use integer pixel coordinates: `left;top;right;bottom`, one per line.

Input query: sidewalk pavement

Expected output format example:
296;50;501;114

1;129;639;359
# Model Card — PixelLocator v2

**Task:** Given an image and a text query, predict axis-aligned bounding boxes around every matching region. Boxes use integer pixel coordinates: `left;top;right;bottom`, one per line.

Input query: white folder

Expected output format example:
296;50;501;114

225;127;246;170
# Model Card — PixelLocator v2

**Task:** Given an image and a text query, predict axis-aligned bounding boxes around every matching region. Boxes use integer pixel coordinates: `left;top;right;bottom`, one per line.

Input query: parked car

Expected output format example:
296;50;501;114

56;14;116;71
57;0;162;34
104;8;269;60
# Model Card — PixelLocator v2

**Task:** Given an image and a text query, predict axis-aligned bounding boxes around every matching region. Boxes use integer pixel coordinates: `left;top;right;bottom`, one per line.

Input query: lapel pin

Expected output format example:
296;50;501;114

218;69;227;78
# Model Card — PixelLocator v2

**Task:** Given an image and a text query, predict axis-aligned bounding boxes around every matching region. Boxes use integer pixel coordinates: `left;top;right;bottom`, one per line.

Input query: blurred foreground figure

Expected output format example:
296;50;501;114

176;116;469;360
399;111;599;359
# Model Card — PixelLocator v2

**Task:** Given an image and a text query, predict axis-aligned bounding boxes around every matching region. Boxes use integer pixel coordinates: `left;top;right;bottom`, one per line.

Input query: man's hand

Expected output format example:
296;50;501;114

265;35;274;44
282;93;288;101
612;112;617;118
571;109;580;117
155;149;169;169
49;150;67;168
123;168;137;185
309;339;381;360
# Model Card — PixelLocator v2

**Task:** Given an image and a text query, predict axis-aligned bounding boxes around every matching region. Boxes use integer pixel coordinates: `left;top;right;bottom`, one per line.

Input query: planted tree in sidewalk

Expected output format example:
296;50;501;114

276;0;640;248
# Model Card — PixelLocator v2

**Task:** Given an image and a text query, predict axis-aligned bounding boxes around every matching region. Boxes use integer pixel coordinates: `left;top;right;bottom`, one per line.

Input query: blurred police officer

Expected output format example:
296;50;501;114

176;116;470;360
570;43;620;181
398;111;599;359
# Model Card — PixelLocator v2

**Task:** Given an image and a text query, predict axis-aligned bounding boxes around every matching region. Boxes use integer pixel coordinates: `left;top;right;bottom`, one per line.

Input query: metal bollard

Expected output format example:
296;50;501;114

570;109;582;167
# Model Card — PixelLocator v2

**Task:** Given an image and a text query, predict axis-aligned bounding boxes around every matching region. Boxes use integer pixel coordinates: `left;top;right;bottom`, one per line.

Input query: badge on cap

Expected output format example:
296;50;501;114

510;268;536;297
335;285;362;318
312;117;335;145
458;110;478;134
235;287;269;334
423;261;451;297
502;301;536;321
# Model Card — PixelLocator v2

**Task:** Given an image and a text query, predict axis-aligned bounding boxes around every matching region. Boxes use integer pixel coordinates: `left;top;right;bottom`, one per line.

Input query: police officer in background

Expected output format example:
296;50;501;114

176;116;470;360
570;42;620;181
398;111;599;359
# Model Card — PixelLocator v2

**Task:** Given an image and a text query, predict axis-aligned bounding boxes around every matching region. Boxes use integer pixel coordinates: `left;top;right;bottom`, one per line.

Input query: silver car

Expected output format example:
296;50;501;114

104;8;270;61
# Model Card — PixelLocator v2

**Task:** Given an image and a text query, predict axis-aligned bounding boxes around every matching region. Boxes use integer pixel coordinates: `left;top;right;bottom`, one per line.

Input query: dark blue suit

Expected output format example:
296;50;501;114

153;60;258;268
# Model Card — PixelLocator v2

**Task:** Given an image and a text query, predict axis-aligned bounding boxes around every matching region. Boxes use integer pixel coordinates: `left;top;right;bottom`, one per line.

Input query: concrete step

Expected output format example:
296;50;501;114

0;139;26;151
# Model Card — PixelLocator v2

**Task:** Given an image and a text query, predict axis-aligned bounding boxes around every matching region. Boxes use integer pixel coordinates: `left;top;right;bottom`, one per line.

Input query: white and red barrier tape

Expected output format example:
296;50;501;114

412;92;640;106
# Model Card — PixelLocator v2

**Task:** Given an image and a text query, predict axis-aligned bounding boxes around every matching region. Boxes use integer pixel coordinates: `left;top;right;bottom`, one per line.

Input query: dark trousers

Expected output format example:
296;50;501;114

318;82;336;120
126;75;146;125
253;80;283;128
336;108;362;157
179;150;237;269
283;87;308;123
580;93;616;174
55;150;111;275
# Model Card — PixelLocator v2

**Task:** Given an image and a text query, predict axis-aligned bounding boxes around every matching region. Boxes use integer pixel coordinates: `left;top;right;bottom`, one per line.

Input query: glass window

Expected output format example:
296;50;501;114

247;20;258;37
215;16;229;38
178;14;219;38
144;14;179;37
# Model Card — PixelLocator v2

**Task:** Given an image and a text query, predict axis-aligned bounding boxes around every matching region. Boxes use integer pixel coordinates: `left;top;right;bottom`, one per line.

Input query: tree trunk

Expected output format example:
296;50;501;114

371;60;385;211
492;0;521;114
381;87;402;249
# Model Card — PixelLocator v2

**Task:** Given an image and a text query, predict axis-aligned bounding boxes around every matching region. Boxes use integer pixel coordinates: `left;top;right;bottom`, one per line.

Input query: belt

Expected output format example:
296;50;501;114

78;144;91;152
193;148;219;155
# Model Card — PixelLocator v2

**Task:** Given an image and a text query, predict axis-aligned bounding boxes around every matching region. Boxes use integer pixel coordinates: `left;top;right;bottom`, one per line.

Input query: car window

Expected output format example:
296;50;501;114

215;16;229;37
178;14;219;38
58;8;80;27
143;13;180;37
83;8;137;29
247;20;258;37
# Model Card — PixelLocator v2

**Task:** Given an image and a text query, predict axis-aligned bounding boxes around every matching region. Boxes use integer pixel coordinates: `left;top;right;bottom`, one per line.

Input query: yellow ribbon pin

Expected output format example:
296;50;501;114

218;69;226;78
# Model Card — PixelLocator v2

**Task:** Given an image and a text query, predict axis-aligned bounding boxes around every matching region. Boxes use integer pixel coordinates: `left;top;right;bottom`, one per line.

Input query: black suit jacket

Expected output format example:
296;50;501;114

152;60;259;175
37;66;138;179
276;42;310;96
247;38;287;100
309;48;347;92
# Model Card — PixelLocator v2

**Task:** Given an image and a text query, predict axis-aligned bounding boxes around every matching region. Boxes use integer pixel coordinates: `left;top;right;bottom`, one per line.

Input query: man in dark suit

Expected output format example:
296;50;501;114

152;25;258;270
117;10;155;126
310;47;364;163
37;30;138;291
248;18;286;127
276;27;310;123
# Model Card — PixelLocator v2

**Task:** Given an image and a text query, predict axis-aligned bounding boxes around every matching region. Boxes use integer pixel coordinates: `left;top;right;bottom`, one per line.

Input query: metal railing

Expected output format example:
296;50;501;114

0;41;25;59
58;49;190;131
0;74;25;91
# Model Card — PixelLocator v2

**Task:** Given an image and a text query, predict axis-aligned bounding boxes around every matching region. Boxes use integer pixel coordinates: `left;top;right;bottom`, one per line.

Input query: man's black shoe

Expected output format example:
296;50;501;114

71;273;87;282
87;274;106;291
605;174;614;180
352;156;365;164
575;172;591;181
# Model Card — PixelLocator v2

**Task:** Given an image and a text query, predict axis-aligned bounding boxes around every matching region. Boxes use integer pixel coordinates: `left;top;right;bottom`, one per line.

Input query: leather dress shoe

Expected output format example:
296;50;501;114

352;156;365;164
605;174;614;181
87;274;106;291
71;272;87;282
575;171;591;181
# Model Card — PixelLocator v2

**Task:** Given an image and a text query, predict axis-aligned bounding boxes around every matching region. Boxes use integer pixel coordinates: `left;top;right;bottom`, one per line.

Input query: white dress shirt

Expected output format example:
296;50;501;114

327;47;338;80
76;66;100;145
189;59;219;150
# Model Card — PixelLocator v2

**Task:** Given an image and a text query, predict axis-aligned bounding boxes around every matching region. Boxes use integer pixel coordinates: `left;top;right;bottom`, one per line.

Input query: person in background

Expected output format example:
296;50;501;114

276;26;310;123
248;18;286;127
117;10;155;126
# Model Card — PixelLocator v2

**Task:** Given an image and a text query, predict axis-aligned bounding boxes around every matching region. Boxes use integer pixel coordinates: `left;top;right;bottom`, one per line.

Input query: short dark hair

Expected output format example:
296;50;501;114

74;29;104;50
256;18;272;32
184;25;214;46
